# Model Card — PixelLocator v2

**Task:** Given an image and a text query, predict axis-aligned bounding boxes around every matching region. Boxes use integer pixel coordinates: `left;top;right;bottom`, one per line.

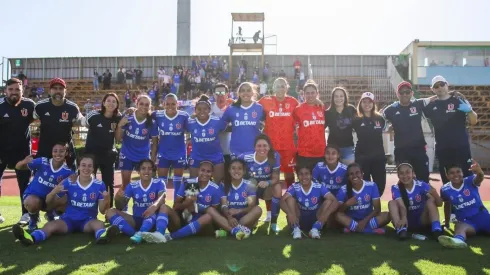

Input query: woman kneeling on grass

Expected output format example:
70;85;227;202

141;161;224;243
212;159;261;240
281;165;339;239
106;159;171;244
336;163;390;234
388;163;443;240
13;155;119;245
438;160;489;248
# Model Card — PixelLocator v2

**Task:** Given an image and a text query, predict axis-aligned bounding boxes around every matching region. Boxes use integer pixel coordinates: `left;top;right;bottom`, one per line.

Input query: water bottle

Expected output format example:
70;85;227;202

412;234;428;241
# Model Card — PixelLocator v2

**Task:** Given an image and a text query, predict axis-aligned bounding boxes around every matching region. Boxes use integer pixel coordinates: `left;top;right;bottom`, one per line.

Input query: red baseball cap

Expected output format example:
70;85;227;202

49;78;66;89
397;81;412;92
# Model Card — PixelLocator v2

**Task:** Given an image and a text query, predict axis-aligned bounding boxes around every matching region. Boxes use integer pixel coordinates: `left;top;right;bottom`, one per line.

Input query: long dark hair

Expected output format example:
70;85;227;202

328;87;349;110
232;82;256;107
225;158;247;195
100;93;120;117
396;163;413;209
136;95;153;128
254;133;276;168
356;97;380;118
346;163;362;199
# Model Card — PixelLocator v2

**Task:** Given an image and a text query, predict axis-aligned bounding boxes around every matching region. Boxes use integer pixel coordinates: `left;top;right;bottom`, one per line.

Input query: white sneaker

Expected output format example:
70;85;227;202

262;211;271;222
309;228;321;239
438;235;468;249
0;214;5;224
141;232;172;244
18;213;30;226
292;227;302;239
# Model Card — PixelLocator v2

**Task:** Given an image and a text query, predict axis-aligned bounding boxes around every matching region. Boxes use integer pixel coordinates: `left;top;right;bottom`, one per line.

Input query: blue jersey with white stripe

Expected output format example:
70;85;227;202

286;182;330;213
58;177;106;220
239;152;280;182
226;180;256;210
336;181;380;220
440;175;485;220
120;113;157;162
124;179;166;218
152;110;188;160
312;162;347;196
391;180;431;219
176;179;224;213
222;102;264;155
186;116;226;160
27;157;72;198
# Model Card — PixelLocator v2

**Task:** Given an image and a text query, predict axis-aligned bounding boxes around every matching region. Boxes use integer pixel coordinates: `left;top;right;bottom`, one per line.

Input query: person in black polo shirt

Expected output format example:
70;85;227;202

0;78;35;225
324;87;357;164
352;92;387;195
423;75;478;184
382;81;430;183
34;78;83;170
82;93;122;207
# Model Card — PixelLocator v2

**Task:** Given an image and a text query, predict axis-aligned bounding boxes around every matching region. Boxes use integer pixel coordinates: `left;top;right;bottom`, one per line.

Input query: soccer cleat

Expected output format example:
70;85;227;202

141;232;172;244
398;230;409;240
0;214;5;224
215;229;228;238
432;230;443;240
262;211;271;222
235;230;246;240
96;225;120;244
309;228;321;239
343;228;351;233
368;228;386;235
292;227;302;239
270;223;280;234
438;235;468;249
18;213;30;226
12;224;34;246
130;232;143;244
239;225;251;239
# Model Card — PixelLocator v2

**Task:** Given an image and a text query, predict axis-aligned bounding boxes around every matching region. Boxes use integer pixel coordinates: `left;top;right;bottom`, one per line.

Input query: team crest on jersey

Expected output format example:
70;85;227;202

149;192;156;200
90;192;96;200
242;191;247;198
61;112;69;121
375;121;381;128
252;111;257;118
415;194;422;202
21;108;28;117
410;107;417;114
364;194;370;202
448;104;454;111
463;189;470;197
57;176;64;183
285;103;290;109
317;111;323;117
205;195;212;202
311;196;318;204
336;176;342;183
176;123;181;129
208;128;214;135
264;166;270;173
142;128;148;135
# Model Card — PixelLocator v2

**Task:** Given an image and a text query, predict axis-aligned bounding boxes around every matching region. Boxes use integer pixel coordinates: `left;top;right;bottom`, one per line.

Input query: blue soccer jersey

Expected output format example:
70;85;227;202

124;179;166;218
286;182;330;213
25;157;73;198
57;177;106;220
336;181;380;221
186;116;226;161
391;180;431;219
440;175;485;220
222;102;264;155
239;151;281;182
226;179;257;210
312;162;347;196
176;179;224;213
120;113;157;162
152;110;188;160
173;74;181;84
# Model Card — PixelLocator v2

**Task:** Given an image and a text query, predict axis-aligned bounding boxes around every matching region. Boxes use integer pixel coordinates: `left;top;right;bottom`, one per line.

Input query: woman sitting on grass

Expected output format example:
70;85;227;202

388;163;443;240
13;155;118;246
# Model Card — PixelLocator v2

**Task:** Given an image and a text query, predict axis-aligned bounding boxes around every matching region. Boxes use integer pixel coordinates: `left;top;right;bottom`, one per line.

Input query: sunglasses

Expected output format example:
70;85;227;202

433;82;446;89
215;91;226;95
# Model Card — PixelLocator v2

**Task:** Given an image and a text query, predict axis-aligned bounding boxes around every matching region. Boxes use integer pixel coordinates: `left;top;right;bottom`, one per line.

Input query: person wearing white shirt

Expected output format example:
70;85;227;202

157;66;165;86
259;81;268;97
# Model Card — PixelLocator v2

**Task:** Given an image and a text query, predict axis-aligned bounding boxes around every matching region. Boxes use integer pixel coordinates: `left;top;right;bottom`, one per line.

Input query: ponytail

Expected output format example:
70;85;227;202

398;182;410;209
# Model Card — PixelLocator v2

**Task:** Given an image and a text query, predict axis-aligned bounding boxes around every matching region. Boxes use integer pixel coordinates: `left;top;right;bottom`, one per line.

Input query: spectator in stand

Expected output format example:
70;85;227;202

252;71;259;84
84;99;94;115
173;69;181;94
117;67;125;84
484;57;490;67
103;69;112;90
17;71;28;87
125;90;131;109
194;73;201;93
253;30;262;44
148;85;157;106
223;59;228;72
222;69;230;83
93;99;102;111
157;66;165;87
192;58;198;71
263;63;270;82
298;90;305;103
293;57;302;79
93;70;99;91
28;86;38;100
298;70;305;91
126;68;134;89
36;87;45;101
135;68;143;85
212;56;218;70
259;80;267;98
279;70;286;77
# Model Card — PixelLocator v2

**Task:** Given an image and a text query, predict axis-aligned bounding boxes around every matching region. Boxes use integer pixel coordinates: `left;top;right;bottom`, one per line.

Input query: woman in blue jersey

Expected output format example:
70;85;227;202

106;159;171;244
336;163;390;234
186;95;227;184
438;160;488;248
116;95;156;190
151;94;188;200
13;155;119;245
312;144;348;196
281;164;339;240
222;82;265;157
141;161;223;243
15;142;73;231
211;159;262;239
388;163;443;240
239;134;282;233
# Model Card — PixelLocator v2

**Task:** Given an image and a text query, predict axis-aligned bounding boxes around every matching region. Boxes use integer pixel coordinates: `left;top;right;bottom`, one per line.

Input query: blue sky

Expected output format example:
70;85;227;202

0;0;489;59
